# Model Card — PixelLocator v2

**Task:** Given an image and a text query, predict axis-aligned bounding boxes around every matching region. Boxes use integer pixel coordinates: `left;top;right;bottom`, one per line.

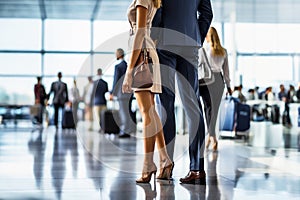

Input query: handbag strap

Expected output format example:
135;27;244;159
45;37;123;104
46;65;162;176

201;48;211;69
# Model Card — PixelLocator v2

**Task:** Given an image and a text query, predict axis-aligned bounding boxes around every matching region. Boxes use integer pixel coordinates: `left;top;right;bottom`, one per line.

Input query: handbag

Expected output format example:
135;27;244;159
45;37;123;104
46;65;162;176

131;40;153;89
198;48;214;86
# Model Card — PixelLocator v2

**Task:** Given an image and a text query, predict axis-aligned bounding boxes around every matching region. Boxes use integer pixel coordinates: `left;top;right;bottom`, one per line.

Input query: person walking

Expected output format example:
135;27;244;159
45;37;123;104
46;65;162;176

198;27;232;152
33;76;47;125
82;76;94;131
122;0;173;183
152;0;213;184
69;79;81;126
110;48;136;138
92;68;108;133
48;72;69;129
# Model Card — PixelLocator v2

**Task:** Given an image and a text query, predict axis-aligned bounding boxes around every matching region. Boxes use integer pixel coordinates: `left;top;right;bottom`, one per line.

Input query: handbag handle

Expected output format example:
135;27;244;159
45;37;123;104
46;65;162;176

201;48;211;69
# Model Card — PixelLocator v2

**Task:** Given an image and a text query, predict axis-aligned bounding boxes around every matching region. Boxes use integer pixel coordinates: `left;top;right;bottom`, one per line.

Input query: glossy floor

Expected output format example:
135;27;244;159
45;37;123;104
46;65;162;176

0;121;300;200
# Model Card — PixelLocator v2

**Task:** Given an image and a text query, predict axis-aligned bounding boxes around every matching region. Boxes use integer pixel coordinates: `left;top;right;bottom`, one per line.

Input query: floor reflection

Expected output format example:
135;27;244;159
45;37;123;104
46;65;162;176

51;129;78;200
137;183;157;200
1;121;300;200
206;152;221;200
27;127;45;189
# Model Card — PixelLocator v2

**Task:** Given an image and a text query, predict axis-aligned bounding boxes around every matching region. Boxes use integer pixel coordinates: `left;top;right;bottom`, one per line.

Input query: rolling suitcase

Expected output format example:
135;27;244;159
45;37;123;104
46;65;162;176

219;97;250;138
62;110;76;129
236;103;251;132
30;104;41;124
298;107;300;127
271;105;280;124
219;97;236;132
100;109;120;134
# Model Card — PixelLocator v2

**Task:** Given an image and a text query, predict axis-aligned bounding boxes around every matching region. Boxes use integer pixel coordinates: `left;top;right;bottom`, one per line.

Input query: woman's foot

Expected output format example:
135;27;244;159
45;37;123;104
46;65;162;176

205;137;211;149
136;164;157;183
157;160;174;180
212;141;218;151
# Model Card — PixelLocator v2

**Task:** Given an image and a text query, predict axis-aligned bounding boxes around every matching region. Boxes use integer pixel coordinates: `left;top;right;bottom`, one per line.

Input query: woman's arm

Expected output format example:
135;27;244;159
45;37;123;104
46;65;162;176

127;5;148;70
122;5;148;93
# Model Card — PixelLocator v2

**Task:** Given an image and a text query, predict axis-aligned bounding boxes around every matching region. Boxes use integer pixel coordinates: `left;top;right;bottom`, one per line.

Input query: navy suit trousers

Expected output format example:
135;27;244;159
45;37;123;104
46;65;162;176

157;46;205;171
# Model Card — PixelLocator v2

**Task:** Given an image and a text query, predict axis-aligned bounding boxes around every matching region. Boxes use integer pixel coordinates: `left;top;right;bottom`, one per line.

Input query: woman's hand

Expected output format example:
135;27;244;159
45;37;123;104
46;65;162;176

122;69;133;93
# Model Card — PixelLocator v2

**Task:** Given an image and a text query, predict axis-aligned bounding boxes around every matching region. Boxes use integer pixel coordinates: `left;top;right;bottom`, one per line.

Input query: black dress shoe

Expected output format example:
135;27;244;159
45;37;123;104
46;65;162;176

179;171;206;185
119;133;131;138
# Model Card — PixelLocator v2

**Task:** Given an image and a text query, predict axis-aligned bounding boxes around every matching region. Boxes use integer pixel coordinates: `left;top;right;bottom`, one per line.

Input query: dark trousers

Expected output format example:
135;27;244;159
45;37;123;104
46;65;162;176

157;46;205;171
118;95;137;134
54;104;64;127
199;72;225;137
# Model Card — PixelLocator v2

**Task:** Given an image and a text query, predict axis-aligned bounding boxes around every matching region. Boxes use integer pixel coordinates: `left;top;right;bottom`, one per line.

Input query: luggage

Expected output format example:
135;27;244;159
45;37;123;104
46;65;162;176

270;105;280;124
219;97;236;132
219;97;250;138
298;107;300;127
235;103;251;132
100;109;120;134
30;104;41;124
62;110;76;129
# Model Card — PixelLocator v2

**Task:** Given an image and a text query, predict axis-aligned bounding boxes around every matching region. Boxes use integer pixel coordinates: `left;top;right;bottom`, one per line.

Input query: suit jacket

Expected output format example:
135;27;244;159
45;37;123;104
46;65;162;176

48;80;69;105
92;78;108;106
111;60;132;100
152;0;213;47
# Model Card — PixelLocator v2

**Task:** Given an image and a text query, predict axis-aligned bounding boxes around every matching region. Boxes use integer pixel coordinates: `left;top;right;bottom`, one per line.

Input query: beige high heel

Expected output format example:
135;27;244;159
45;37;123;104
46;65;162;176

212;141;218;151
205;137;211;149
157;162;174;180
136;170;157;183
136;164;157;183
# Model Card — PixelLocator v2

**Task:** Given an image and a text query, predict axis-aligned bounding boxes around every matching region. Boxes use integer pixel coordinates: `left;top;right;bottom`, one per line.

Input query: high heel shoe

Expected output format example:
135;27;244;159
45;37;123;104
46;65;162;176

205;137;211;149
136;170;157;183
212;142;218;151
136;164;157;183
157;162;174;180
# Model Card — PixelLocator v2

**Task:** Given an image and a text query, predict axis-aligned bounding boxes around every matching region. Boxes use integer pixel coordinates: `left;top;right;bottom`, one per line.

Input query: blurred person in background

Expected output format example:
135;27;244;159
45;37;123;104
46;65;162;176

34;76;47;125
69;78;81;126
198;27;232;152
48;72;69;129
82;76;94;131
92;68;108;133
110;48;136;138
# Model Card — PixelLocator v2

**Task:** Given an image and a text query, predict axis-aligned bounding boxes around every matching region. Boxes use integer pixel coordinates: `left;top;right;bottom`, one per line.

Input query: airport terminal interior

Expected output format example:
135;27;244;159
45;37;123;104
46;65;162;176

1;0;300;199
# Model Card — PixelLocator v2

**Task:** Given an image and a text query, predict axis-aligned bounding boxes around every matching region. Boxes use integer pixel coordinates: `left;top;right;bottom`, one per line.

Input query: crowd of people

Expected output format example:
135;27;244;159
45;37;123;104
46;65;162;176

32;0;300;186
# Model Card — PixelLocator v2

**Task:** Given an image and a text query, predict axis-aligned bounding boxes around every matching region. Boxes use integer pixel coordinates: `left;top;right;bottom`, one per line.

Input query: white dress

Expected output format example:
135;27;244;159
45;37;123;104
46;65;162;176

127;0;162;93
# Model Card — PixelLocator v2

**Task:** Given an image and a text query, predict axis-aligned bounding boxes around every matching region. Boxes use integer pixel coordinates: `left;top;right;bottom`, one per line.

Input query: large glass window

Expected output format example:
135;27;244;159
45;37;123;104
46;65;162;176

0;19;41;50
45;19;91;51
225;23;300;53
0;53;41;75
0;77;36;105
44;54;91;76
93;20;130;51
238;56;293;88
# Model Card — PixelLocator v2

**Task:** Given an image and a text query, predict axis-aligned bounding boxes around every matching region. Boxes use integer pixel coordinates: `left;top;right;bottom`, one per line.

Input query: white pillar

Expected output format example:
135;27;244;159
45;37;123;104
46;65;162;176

230;11;238;87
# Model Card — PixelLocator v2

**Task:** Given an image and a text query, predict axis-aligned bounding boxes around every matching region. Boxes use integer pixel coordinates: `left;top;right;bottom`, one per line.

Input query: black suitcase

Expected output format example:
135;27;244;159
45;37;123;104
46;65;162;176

62;110;76;129
235;103;251;132
271;105;280;124
100;109;120;134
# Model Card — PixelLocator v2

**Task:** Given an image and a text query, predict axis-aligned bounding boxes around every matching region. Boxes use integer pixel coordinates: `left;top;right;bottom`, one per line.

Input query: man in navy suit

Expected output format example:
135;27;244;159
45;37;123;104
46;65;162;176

92;68;108;133
109;48;136;138
152;0;213;184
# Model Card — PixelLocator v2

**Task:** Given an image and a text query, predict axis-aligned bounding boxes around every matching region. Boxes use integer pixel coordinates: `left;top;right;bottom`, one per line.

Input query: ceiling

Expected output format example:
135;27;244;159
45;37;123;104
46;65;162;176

0;0;299;23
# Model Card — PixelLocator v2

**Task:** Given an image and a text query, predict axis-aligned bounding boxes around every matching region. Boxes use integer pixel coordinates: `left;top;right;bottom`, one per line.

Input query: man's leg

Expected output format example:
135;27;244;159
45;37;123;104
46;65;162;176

54;104;59;128
93;105;100;131
119;98;136;136
98;105;107;132
176;48;205;172
157;49;177;161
